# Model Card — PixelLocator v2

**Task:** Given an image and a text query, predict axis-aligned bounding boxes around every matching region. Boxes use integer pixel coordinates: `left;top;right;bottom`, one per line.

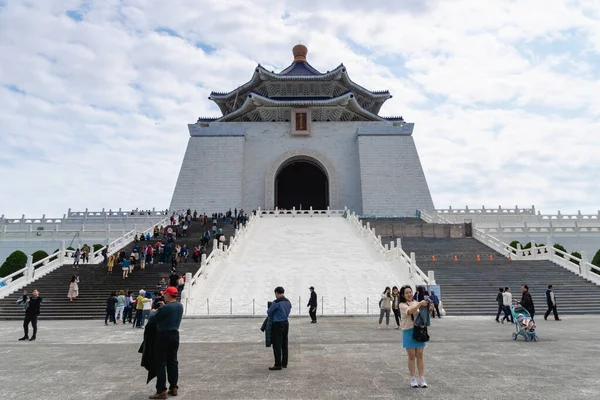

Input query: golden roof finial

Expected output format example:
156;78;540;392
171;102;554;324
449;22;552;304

293;44;307;62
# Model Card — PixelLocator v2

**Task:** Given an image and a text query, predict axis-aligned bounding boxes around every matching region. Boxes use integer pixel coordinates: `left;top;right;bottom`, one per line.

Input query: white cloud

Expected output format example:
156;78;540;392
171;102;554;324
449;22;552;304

0;0;599;218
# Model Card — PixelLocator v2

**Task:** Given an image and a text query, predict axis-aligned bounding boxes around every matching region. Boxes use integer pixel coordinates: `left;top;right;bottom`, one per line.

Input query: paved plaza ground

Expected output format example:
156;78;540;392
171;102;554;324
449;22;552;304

0;315;598;400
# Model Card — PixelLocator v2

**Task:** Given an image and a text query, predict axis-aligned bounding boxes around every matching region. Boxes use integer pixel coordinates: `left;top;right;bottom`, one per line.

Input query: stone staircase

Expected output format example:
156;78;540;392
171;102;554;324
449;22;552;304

0;217;237;320
400;237;600;315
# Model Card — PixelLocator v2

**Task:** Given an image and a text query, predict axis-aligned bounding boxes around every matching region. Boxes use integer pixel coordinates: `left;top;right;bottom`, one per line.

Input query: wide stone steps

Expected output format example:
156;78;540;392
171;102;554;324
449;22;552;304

399;236;600;315
0;217;237;320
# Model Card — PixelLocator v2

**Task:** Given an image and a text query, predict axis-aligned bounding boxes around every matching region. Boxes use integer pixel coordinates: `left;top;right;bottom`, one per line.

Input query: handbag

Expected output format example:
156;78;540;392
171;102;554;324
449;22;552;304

411;313;430;342
413;325;430;342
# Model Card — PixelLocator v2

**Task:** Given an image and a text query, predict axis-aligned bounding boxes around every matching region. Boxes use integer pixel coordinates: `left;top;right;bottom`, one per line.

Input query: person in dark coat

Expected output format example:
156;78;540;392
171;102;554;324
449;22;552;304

266;287;292;370
307;286;317;323
520;284;535;321
18;289;42;341
148;286;183;398
544;284;561;321
105;292;118;325
139;319;158;384
495;288;504;323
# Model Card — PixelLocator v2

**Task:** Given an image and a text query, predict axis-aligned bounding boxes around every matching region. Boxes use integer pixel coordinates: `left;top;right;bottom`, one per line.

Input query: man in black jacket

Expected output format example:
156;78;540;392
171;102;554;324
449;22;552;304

19;289;42;341
495;288;504;323
544;284;561;321
520;284;535;321
307;286;317;323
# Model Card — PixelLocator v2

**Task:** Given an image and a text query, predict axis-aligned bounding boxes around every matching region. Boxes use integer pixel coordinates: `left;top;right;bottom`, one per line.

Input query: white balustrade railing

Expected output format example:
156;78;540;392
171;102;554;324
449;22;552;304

0;216;169;299
430;207;600;228
505;240;600;286
420;209;600;286
419;210;453;225
186;294;428;316
435;205;536;215
475;224;600;236
191;212;258;285
346;211;430;285
259;207;346;217
1;207;168;227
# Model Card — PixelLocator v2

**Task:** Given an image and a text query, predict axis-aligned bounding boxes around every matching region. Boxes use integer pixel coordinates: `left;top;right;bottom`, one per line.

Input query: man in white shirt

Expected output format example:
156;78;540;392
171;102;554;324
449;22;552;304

501;287;513;324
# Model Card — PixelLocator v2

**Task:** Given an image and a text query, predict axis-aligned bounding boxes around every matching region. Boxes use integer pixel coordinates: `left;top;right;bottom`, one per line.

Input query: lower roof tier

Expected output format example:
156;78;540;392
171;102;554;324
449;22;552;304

197;92;404;123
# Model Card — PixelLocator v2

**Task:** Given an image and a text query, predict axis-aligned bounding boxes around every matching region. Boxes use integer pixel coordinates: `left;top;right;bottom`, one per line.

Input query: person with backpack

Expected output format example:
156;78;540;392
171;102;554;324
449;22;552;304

495;288;504;323
378;287;393;329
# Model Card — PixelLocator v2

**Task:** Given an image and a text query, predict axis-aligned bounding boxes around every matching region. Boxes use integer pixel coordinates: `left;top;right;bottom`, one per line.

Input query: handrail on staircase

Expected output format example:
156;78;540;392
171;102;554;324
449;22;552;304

345;210;430;285
0;216;170;299
420;210;600;287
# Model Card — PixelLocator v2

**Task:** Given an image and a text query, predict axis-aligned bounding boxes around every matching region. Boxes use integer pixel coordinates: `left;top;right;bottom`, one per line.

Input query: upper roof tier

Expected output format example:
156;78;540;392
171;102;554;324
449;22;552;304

206;45;393;118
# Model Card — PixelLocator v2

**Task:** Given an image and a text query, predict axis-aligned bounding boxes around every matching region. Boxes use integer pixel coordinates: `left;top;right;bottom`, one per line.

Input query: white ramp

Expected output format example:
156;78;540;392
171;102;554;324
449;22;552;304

189;215;411;315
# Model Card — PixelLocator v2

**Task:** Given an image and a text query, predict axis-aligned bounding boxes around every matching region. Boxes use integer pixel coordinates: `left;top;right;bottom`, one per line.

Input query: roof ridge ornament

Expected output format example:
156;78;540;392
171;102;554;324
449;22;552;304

293;44;308;62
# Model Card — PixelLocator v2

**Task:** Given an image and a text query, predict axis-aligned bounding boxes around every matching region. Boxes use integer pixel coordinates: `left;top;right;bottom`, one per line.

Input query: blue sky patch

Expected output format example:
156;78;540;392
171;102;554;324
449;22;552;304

155;27;182;38
4;84;26;95
66;9;85;22
196;42;216;54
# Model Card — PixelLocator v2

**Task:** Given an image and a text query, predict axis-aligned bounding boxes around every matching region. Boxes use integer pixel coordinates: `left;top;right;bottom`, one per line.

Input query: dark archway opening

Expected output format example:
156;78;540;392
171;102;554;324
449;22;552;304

275;161;328;210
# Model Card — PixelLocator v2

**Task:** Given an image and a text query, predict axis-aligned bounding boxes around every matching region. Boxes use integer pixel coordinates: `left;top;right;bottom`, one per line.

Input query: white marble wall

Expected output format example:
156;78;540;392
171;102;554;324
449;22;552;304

171;121;434;216
170;135;245;213
358;135;434;216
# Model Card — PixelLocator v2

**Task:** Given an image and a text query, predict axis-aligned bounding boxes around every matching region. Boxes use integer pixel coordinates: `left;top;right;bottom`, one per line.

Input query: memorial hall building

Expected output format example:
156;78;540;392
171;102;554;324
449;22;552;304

171;45;434;216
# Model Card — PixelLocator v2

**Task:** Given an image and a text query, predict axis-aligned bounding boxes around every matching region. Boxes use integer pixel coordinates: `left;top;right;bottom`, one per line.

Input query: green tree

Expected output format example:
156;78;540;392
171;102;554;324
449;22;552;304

509;240;521;253
553;244;567;258
592;250;600;276
570;252;581;265
31;250;49;264
93;244;104;252
522;242;532;249
0;250;28;278
592;249;600;267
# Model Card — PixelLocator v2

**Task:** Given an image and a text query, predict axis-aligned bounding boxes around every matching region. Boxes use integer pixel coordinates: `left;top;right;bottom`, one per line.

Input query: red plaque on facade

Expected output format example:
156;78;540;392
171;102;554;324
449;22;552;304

295;112;307;131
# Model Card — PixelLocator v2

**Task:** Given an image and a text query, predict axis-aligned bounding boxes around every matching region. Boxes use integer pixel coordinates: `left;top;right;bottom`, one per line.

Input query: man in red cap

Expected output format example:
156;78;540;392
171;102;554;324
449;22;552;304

147;286;183;399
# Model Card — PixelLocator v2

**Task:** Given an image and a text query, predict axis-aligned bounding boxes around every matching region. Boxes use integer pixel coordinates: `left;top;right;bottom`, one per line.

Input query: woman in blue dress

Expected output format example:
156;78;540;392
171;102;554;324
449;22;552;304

399;285;431;389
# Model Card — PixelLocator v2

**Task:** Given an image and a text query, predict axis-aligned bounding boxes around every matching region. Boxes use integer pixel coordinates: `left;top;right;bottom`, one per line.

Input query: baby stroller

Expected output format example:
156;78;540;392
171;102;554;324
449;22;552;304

510;305;539;342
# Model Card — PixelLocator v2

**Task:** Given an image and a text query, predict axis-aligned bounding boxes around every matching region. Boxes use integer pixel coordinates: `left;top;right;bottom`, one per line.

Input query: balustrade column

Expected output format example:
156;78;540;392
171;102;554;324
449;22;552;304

26;255;34;283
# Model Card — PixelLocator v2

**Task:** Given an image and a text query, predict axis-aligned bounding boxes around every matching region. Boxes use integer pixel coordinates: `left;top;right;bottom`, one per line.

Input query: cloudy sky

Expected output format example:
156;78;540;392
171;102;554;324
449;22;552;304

1;0;599;217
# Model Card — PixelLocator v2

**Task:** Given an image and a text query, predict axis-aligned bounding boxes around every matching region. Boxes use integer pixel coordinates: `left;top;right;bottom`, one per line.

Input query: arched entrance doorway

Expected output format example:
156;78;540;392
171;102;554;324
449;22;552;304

275;160;329;210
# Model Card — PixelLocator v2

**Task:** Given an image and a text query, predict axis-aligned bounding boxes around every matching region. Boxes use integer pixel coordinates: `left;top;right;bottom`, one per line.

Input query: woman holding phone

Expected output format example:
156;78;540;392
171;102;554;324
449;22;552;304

399;285;431;388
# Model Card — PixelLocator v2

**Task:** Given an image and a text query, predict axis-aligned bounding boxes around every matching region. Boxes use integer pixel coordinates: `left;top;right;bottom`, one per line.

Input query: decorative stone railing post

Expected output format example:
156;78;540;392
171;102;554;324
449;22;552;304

428;271;436;285
59;241;66;265
26;255;34;283
580;251;590;278
409;252;416;277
